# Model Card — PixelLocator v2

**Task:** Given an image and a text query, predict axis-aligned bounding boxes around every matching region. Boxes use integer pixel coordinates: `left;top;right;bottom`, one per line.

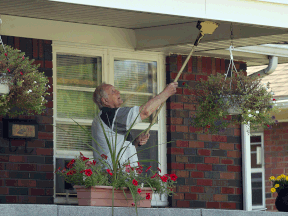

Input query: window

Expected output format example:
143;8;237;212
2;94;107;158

250;133;265;210
53;43;167;206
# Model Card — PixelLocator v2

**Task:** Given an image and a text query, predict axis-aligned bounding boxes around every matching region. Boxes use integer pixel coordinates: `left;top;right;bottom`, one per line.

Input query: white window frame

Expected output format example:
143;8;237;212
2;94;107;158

250;132;266;211
52;42;167;206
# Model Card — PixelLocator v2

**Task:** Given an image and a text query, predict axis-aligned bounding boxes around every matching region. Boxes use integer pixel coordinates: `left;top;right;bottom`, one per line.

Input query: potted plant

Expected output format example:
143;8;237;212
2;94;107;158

55;112;177;216
269;174;288;212
0;44;49;117
184;71;279;134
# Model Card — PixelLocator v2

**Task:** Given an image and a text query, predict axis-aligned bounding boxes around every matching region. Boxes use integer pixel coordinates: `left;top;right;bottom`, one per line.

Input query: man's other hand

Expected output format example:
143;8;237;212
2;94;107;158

136;133;150;146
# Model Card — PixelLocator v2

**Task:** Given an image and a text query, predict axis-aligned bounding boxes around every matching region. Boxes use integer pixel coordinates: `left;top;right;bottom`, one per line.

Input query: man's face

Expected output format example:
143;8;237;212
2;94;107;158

101;84;123;108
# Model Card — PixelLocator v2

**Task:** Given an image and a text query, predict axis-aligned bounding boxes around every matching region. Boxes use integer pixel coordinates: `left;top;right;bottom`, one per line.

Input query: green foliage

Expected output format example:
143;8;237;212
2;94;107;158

0;44;49;117
185;71;279;134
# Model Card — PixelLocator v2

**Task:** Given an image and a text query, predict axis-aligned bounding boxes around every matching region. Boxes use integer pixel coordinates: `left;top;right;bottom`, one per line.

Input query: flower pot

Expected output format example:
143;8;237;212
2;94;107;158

221;95;242;115
73;185;153;207
275;187;288;212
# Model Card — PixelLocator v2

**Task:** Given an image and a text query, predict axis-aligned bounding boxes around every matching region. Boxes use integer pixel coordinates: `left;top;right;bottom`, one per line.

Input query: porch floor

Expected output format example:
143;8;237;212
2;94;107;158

0;204;287;216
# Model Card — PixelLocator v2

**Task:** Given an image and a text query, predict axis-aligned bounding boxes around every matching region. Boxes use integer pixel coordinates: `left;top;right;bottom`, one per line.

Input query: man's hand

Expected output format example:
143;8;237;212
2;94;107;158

163;82;178;97
135;133;150;147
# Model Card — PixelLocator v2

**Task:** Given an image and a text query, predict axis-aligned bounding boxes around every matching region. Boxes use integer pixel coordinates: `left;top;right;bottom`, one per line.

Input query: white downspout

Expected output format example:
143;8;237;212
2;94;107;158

241;123;252;211
249;55;278;77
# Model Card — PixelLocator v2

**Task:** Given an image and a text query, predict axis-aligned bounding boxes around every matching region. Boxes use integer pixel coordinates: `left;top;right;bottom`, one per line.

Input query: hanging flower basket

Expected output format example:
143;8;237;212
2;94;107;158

185;71;279;134
0;44;49;117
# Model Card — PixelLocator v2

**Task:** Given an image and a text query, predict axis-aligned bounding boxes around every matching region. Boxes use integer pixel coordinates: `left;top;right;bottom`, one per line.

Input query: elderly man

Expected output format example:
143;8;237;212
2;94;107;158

92;81;178;168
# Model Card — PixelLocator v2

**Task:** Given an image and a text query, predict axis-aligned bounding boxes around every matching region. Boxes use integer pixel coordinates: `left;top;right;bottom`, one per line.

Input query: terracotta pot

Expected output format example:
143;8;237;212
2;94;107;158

73;185;153;207
275;188;288;212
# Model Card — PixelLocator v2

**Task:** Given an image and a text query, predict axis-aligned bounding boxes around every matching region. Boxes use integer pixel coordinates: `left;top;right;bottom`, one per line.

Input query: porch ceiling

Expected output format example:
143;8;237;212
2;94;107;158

1;0;288;66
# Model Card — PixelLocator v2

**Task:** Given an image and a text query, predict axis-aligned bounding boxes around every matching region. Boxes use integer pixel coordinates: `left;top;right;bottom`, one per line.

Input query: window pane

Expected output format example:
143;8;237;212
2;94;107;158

251;153;262;168
57;54;101;88
252;173;263;205
251;136;261;143
130;130;158;176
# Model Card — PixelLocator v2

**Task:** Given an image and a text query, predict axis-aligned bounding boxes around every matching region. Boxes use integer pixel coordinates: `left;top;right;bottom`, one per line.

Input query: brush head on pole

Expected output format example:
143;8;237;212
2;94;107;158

197;21;219;35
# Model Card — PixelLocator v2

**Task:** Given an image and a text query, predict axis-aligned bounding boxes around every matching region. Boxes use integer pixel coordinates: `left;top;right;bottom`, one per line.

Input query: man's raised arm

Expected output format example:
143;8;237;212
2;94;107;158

139;82;178;120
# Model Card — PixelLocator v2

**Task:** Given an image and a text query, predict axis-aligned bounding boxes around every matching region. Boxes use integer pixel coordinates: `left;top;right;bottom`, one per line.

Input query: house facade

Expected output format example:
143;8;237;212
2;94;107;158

0;0;288;212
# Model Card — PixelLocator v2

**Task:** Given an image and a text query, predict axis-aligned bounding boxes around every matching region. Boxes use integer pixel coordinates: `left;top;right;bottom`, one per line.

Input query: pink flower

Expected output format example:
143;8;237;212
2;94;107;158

4;53;7;56
137;188;142;194
132;179;138;186
20;72;23;75
136;167;143;174
258;74;260;76
125;165;131;173
7;68;10;73
22;56;25;60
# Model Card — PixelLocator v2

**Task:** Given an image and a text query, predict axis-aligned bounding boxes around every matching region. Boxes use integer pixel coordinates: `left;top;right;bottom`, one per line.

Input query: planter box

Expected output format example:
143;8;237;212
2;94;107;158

74;185;153;207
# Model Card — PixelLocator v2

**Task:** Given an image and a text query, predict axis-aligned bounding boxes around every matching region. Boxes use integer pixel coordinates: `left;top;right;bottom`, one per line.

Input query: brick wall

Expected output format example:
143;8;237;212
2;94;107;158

264;122;288;211
0;36;53;204
166;55;247;209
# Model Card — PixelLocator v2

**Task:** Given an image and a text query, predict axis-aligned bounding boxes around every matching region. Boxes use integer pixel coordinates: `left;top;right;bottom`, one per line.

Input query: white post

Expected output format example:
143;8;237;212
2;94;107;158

241;122;252;211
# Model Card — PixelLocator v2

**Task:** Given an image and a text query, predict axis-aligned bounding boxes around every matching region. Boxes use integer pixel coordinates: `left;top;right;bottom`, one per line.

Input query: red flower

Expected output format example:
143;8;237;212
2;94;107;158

106;169;113;176
54;167;61;173
131;202;135;206
145;166;152;172
151;173;158;179
66;159;75;168
137;162;142;169
273;99;276;101
170;173;178;181
20;72;23;75
206;125;211;128
157;168;161;173
101;154;108;160
182;82;185;85
132;179;138;186
67;169;76;176
61;168;66;173
137;188;142;194
146;193;151;200
136;167;143;174
258;74;260;76
267;124;270;127
169;187;173;191
92;160;96;165
80;170;84;173
160;175;168;182
85;161;93;167
85;169;92;176
4;53;7;56
125;165;131;173
22;56;25;60
82;156;89;161
7;68;10;73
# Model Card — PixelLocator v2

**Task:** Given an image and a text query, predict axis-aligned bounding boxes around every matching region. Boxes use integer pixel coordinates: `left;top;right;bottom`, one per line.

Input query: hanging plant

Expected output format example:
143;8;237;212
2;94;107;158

185;71;279;134
0;44;49;117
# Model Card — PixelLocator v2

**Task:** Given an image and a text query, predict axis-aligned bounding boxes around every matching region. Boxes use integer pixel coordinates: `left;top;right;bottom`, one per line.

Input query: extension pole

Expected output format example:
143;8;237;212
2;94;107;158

144;21;219;135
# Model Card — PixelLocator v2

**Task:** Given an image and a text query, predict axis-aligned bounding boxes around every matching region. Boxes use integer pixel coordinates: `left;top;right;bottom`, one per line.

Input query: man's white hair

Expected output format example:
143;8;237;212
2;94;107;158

93;82;109;109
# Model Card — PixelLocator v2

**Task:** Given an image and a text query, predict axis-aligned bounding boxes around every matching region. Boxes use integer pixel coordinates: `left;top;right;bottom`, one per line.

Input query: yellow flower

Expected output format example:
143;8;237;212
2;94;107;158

269;176;275;181
275;184;280;188
271;188;276;193
281;174;286;179
277;176;281;180
286;176;288;181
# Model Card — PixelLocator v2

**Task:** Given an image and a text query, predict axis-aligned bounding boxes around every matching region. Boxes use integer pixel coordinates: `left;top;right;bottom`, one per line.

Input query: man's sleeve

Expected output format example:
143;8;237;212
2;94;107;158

113;106;142;133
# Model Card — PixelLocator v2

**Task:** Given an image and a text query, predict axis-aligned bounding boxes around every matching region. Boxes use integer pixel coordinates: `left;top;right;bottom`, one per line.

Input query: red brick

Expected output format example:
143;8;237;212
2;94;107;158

37;164;54;172
236;188;242;195
168;163;185;170
227;165;241;172
45;101;53;108
171;73;183;80
235;144;241;151
176;140;189;147
46;188;53;196
197;56;202;73
220;172;235;179
188;57;192;73
214;194;227;201
176;170;189;178
33;39;39;58
234;129;241;136
6;196;18;203
220;202;236;209
5;180;17;186
38;132;53;140
176;125;188;133
176;87;183;94
216;58;221;73
183;74;195;80
197;134;212;141
202;57;207;74
191;172;204;178
272;168;285;175
205;157;219;164
38;116;53;124
167;148;184;155
197;164;212;171
18;180;37;187
177;200;190;208
184;104;195;110
167;117;183;125
227;151;241;158
220;59;225;73
173;193;184;200
0;187;9;195
198;149;211;156
10;140;25;147
46;173;54;180
189;126;202;133
207;202;220;209
167;125;176;132
32;60;44;68
36;148;53;156
45;60;53;68
0;171;9;178
191;186;204;193
27;140;45;148
183;88;196;95
189;141;204;148
185;193;197;200
212;135;227;142
0;156;9;162
176;156;188;163
166;102;183;110
18;164;37;171
14;37;20;49
207;57;212;75
219;143;234;150
196;75;208;81
185;164;196;170
30;188;45;196
221;187;235;194
6;164;18;171
0;163;5;170
197;179;213;186
178;186;190;192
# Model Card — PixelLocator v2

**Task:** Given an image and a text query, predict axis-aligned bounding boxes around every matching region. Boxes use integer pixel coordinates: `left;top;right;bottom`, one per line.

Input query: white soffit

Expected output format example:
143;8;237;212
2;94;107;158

50;0;288;29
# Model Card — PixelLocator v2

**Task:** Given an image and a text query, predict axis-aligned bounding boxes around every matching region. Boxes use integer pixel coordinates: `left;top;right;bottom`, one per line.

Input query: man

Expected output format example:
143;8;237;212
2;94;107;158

92;81;178;168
